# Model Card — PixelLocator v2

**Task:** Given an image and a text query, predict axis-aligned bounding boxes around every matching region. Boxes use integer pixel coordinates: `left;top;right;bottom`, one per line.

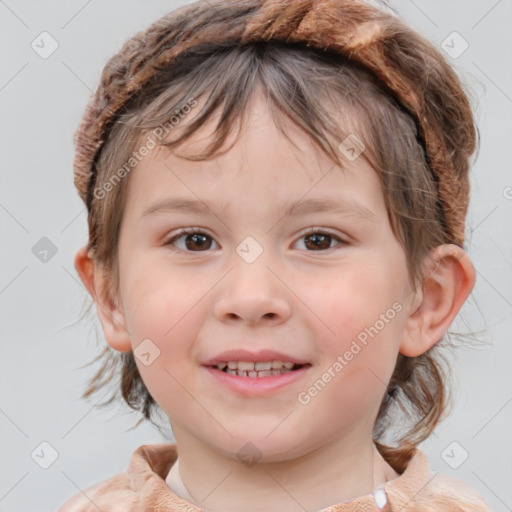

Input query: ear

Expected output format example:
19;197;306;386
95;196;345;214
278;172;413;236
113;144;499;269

400;244;476;357
74;246;132;353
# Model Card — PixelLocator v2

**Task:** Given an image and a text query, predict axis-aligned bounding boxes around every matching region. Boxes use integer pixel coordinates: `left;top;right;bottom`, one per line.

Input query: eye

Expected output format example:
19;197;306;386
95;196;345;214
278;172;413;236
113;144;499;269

164;228;219;252
164;227;347;253
295;228;347;252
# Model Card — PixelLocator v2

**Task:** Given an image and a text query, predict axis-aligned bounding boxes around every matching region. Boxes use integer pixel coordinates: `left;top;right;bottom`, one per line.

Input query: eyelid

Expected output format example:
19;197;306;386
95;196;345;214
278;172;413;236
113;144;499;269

299;226;349;242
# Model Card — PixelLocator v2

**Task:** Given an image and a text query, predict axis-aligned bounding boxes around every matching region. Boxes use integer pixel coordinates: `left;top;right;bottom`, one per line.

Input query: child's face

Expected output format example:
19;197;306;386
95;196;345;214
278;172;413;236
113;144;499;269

113;91;419;460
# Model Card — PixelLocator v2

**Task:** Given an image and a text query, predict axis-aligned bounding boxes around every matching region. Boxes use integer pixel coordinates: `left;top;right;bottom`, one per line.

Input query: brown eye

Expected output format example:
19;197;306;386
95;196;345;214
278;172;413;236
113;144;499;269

165;229;218;252
304;233;332;251
165;228;346;253
183;233;213;251
297;229;346;252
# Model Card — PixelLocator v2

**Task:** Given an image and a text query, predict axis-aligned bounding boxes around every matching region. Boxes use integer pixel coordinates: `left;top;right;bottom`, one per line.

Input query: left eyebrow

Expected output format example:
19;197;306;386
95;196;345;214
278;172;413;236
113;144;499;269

281;197;378;224
141;197;378;224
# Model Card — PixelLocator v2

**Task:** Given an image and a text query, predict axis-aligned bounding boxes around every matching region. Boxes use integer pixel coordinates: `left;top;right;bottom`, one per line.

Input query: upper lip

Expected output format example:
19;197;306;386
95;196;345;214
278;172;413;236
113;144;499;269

202;349;310;366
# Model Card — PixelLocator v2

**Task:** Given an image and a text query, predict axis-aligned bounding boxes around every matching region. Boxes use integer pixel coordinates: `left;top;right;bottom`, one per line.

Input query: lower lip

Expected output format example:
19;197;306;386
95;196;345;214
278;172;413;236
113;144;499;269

203;365;311;397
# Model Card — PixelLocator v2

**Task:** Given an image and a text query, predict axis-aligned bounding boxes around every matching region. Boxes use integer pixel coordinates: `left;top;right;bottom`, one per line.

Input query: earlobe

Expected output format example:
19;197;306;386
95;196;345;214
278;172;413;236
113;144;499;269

399;244;476;358
74;246;132;353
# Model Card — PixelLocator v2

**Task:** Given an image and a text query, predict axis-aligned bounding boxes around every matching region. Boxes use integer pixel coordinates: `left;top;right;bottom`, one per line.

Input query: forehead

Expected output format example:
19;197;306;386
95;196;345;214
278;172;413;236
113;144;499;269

123;91;384;221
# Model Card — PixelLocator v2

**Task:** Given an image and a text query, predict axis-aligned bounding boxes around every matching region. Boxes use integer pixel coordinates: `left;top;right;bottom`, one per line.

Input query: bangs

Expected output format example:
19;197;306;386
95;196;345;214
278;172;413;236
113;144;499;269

118;42;385;175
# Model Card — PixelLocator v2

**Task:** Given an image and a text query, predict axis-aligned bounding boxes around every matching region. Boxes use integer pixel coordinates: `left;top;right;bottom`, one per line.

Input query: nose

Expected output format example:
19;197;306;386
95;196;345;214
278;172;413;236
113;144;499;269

214;256;292;326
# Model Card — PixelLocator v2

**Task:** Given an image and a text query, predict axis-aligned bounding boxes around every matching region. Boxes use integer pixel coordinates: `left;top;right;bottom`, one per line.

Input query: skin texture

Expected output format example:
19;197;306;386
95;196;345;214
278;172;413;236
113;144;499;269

75;90;476;512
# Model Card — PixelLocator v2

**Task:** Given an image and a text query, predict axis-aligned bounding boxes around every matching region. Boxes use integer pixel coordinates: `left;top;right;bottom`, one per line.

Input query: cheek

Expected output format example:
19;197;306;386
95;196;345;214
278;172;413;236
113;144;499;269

121;257;196;338
300;276;406;432
121;272;210;413
120;263;208;375
321;261;403;327
310;258;407;376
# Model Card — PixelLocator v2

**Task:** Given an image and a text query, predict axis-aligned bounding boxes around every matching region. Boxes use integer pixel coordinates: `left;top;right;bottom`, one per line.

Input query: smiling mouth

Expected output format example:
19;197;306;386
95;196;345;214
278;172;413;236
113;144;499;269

209;362;311;378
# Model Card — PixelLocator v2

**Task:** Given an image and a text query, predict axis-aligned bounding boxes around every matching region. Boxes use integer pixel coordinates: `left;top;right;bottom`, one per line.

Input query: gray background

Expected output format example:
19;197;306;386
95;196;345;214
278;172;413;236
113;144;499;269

0;0;510;510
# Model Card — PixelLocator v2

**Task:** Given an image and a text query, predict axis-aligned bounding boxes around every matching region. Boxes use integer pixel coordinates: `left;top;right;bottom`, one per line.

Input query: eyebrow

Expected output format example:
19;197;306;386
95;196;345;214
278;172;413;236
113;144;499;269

141;197;378;224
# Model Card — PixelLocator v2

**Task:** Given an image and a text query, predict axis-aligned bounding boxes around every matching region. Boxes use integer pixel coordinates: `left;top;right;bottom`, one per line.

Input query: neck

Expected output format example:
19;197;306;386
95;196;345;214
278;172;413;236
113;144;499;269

167;428;399;512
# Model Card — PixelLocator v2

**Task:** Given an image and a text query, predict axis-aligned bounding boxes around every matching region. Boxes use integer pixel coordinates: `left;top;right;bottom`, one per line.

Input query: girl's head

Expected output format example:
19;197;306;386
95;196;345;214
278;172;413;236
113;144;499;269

74;0;479;472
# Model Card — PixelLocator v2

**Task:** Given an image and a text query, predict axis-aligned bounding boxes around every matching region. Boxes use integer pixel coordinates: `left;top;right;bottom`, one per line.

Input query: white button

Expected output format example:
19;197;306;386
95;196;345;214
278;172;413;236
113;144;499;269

373;488;388;509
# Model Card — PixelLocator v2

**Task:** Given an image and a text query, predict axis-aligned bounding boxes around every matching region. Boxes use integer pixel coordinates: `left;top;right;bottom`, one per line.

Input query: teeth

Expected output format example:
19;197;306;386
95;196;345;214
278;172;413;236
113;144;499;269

255;362;272;371
225;367;293;377
237;361;254;371
213;360;307;378
217;360;297;371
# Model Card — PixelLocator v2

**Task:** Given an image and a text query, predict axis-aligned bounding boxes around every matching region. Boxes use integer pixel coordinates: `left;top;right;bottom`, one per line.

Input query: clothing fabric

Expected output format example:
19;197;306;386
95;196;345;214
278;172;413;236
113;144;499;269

59;443;491;511
165;456;390;512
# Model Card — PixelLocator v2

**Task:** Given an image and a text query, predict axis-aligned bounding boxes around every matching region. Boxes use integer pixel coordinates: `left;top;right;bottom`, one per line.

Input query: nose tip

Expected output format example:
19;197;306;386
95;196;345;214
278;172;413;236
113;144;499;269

214;266;291;326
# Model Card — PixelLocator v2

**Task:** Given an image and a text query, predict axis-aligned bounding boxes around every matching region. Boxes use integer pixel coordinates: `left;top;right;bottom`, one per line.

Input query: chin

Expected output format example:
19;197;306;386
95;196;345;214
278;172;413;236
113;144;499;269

207;432;308;464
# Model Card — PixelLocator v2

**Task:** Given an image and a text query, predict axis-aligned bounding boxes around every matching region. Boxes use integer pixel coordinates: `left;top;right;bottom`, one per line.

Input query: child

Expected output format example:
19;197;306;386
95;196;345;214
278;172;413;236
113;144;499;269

60;0;491;510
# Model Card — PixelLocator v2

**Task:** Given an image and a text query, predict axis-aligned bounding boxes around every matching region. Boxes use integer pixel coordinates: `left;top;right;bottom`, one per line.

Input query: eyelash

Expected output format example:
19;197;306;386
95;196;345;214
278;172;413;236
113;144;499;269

163;227;348;253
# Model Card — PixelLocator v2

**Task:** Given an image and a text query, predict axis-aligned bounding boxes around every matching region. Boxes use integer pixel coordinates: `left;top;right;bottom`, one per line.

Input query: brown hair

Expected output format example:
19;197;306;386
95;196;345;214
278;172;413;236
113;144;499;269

77;0;479;474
